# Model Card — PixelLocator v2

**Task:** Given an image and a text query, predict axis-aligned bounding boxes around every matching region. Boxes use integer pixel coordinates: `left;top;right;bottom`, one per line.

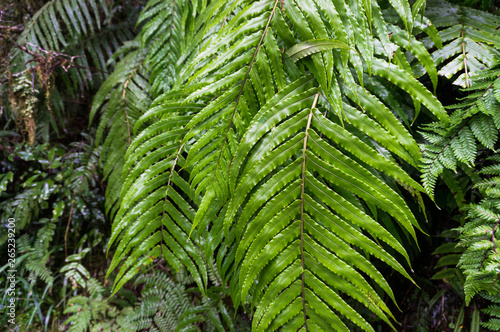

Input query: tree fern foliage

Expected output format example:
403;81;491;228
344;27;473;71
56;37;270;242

458;166;500;305
96;0;458;330
421;64;500;195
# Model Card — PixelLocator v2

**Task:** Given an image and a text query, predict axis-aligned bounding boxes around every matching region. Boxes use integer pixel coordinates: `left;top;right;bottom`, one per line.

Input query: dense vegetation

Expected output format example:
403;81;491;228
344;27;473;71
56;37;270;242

1;0;500;331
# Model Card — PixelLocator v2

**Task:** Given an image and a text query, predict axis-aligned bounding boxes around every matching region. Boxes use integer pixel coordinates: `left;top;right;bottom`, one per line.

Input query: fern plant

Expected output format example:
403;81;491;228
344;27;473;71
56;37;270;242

453;157;500;330
481;294;500;331
92;0;463;330
421;63;500;196
420;55;500;332
128;269;234;331
458;165;500;305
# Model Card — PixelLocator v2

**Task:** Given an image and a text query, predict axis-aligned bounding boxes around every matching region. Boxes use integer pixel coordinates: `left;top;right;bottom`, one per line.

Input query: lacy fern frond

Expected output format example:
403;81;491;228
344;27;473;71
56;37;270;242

421;64;500;196
20;218;57;285
481;293;500;331
128;269;230;331
457;172;500;305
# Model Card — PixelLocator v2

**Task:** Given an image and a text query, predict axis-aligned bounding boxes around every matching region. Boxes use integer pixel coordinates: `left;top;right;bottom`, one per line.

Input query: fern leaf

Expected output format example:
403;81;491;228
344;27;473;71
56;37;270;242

225;76;418;330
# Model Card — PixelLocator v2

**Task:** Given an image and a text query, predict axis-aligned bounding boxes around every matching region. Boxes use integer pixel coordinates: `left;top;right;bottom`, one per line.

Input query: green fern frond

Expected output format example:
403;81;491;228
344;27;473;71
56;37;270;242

481;293;500;331
104;0;220;295
106;108;209;294
102;0;447;330
64;296;94;332
224;76;421;330
421;65;500;196
126;269;230;332
455;167;500;307
418;0;500;87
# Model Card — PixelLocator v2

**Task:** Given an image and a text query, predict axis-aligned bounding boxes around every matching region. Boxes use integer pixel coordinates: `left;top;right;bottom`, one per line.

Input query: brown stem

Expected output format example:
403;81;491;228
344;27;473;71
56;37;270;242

0;25;23;31
300;92;320;330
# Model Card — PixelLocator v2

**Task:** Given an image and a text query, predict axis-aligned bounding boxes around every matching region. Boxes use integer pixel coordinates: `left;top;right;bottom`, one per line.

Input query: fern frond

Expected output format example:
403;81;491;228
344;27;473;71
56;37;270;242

456;168;500;306
419;0;500;87
91;41;151;218
420;65;500;195
64;296;94;332
127;269;230;331
224;74;421;330
105;95;218;296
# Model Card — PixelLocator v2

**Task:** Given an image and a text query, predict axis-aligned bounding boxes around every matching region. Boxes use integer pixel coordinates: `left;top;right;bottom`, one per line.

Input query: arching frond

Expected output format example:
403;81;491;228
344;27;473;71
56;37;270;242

91;41;152;218
225;76;420;330
102;0;448;330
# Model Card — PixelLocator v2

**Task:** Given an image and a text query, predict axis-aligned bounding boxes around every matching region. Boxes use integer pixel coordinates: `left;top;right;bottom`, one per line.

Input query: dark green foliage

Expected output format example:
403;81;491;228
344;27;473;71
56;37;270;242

1;0;141;143
62;268;240;332
421;64;500;195
3;0;500;331
0;133;107;330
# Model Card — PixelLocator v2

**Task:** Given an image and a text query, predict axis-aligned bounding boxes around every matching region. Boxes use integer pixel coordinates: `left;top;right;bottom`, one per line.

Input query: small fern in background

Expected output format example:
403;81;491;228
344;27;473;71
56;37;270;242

62;267;242;332
62;274;138;332
422;63;500;330
129;269;235;331
455;159;500;330
63;277;118;332
421;63;500;196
